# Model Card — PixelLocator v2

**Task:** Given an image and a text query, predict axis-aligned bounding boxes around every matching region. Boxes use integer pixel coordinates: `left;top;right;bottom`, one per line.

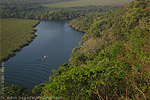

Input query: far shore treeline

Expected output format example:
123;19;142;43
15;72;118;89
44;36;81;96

1;0;149;100
1;0;124;20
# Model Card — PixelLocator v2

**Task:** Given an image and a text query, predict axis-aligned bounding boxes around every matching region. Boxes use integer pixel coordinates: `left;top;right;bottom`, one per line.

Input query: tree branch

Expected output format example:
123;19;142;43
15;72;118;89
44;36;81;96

134;85;147;100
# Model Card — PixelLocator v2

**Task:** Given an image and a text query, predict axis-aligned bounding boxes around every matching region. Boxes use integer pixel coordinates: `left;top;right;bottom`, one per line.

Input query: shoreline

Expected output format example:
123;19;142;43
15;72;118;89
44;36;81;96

0;20;40;65
1;20;82;65
68;23;87;33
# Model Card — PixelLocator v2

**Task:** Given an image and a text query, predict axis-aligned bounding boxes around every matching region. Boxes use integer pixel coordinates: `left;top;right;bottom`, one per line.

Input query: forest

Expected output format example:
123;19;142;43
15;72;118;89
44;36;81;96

0;0;116;20
1;0;150;99
33;0;150;99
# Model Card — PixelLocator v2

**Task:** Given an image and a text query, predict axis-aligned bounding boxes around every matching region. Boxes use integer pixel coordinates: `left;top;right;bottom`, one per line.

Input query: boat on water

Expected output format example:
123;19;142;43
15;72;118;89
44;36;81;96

43;55;48;59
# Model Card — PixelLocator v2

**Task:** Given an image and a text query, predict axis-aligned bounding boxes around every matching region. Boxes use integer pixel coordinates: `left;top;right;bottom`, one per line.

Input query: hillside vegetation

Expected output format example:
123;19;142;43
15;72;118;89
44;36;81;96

44;0;133;8
0;0;76;20
0;19;39;63
33;0;150;99
1;0;115;20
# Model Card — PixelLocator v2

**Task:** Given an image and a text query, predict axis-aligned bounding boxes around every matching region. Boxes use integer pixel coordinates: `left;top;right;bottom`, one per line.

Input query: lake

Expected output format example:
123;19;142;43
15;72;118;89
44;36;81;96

4;20;83;91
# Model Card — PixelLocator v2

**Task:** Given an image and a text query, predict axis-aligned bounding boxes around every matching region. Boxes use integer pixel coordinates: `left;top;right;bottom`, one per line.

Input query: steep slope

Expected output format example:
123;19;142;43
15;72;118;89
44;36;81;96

33;0;150;99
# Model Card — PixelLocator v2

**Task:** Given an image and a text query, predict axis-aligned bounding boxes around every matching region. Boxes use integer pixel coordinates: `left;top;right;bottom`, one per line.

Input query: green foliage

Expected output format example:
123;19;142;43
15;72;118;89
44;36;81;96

32;83;46;96
4;84;30;98
0;19;39;63
1;0;114;20
33;0;150;99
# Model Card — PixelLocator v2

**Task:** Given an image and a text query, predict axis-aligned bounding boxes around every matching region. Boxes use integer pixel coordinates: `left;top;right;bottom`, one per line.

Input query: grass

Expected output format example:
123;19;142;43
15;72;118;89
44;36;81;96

0;19;39;63
44;0;133;8
0;69;4;73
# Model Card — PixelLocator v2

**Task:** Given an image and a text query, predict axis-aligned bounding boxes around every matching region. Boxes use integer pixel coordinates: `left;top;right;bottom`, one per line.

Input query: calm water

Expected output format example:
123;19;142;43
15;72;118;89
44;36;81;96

4;20;83;91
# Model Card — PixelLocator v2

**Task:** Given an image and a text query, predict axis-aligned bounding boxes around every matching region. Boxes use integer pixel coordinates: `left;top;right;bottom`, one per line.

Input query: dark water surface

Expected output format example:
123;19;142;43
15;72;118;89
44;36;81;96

4;20;83;91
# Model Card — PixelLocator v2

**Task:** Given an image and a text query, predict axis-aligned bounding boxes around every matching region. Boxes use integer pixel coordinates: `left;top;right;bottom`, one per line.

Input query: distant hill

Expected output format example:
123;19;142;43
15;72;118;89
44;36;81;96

44;0;133;8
